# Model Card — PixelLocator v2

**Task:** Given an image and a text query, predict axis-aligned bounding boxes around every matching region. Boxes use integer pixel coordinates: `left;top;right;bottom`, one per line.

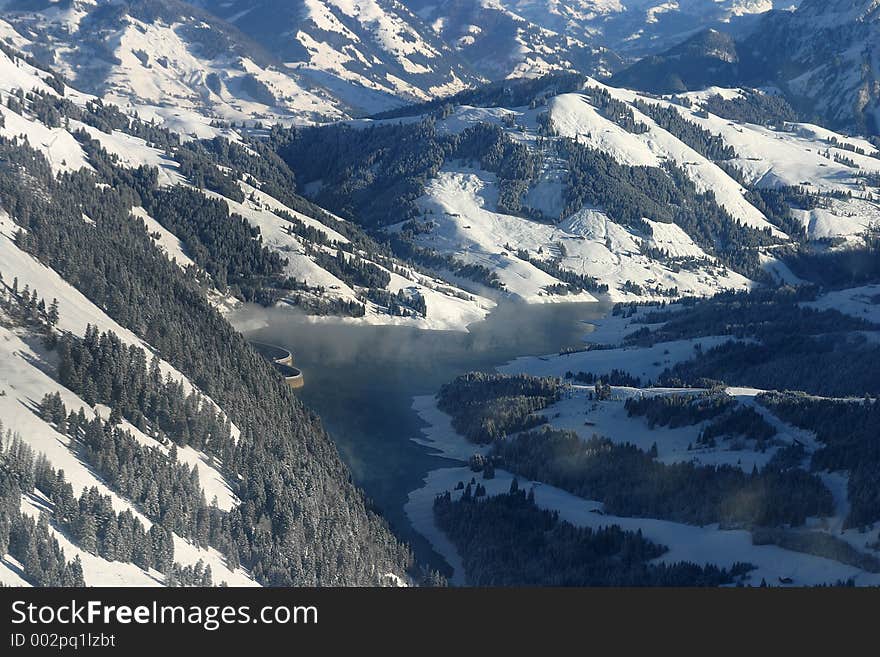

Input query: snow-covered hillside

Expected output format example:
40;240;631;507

408;0;794;78
0;3;347;127
391;165;752;303
206;182;494;329
547;85;780;234
336;77;880;303
611;0;880;136
613;86;880;241
0;0;794;124
0;38;492;329
0;212;256;585
192;0;482;114
409;0;622;80
0;33;416;587
737;0;880;136
0;323;255;587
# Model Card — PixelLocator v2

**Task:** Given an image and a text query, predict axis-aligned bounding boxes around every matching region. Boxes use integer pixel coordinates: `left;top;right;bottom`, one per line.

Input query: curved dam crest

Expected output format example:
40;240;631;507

250;340;305;389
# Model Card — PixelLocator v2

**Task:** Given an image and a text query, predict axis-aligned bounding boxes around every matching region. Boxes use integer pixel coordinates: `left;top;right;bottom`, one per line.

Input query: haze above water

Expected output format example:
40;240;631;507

230;301;610;571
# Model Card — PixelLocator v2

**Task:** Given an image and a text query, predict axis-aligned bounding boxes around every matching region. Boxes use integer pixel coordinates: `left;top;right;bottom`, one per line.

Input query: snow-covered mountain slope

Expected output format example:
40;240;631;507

1;202;255;586
407;0;623;80
666;90;880;239
0;0;804;126
0;38;491;329
292;76;879;303
0;37;417;587
407;0;794;78
80;125;493;328
0;1;347;127
547;84;781;234
571;0;796;56
0;295;255;586
207;182;495;329
191;0;482;114
588;84;880;241
176;0;796;110
738;0;880;136
389;164;752;303
613;0;880;136
328;102;755;303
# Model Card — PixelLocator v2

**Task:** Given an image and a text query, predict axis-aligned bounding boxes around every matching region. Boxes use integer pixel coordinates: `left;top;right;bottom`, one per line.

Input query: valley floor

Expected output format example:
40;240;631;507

404;308;880;587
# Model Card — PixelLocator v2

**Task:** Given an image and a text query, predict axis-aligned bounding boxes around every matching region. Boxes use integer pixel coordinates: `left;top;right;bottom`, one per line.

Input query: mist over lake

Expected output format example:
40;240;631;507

230;301;610;569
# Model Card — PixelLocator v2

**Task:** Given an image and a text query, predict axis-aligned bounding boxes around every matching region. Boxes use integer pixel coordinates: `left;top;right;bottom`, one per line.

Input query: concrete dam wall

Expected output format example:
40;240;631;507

250;341;304;389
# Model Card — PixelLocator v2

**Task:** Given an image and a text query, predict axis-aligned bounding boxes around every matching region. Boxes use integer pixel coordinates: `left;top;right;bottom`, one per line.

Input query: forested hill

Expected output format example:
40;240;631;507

0;37;417;587
271;76;880;304
422;239;880;586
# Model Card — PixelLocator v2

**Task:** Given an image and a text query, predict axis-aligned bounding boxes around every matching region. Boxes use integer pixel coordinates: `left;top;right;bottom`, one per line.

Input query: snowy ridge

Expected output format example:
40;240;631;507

409;0;793;76
194;0;482;114
393;166;751;303
669;92;880;240
0;6;347;129
614;0;880;136
1;148;253;584
351;73;880;303
548;84;781;234
411;0;622;81
0;212;238;438
546;80;880;242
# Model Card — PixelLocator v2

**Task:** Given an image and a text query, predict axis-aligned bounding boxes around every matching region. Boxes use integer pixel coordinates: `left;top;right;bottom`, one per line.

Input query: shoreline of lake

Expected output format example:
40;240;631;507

230;300;611;571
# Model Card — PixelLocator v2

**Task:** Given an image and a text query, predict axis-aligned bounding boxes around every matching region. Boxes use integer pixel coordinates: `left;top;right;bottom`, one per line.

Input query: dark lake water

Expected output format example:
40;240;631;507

230;300;609;573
